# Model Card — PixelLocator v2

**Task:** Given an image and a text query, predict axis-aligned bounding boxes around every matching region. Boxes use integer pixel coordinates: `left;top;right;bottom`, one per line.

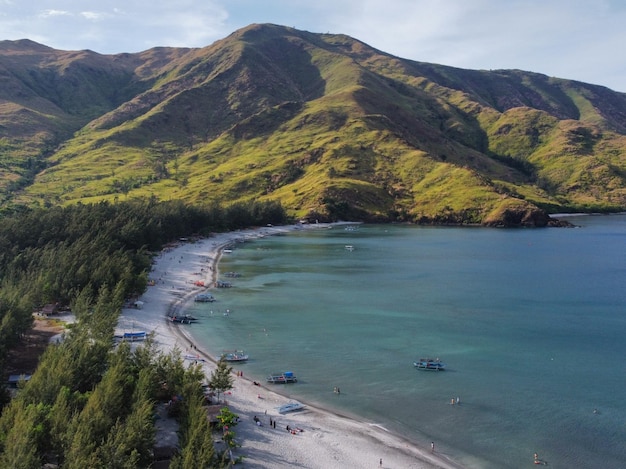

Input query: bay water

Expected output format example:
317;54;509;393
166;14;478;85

186;215;626;468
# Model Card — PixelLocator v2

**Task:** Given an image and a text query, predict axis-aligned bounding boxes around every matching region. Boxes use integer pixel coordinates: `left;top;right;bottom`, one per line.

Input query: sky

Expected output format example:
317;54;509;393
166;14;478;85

1;0;625;92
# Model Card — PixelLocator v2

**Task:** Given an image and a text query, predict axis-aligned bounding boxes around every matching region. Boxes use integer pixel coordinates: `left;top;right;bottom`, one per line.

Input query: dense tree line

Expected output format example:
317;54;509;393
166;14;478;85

0;197;287;373
0;197;287;303
0;197;289;467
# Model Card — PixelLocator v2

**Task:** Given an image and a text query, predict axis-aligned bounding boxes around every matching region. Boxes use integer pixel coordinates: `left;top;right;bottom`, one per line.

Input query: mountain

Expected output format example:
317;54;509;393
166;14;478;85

1;23;625;225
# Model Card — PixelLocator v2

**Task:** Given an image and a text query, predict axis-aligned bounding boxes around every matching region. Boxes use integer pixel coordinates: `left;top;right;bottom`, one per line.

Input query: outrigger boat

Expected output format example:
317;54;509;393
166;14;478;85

266;371;297;384
220;350;249;362
169;314;198;324
195;293;215;302
414;358;446;371
278;401;305;414
118;331;147;341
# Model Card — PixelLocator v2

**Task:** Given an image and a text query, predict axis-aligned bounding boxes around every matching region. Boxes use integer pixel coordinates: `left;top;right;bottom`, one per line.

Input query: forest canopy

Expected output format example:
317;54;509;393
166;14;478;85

0;197;288;467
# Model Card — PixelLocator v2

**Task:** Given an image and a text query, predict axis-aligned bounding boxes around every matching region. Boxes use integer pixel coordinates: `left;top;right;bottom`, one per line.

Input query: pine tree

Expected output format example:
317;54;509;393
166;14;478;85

171;393;216;469
0;402;43;469
207;357;233;403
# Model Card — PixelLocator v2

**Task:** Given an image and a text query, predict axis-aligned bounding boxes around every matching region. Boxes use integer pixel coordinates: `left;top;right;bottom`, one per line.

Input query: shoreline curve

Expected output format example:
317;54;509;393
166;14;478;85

119;224;467;469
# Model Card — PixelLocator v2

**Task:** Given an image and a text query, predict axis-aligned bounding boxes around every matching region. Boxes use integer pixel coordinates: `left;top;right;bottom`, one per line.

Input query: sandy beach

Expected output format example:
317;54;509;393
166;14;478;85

117;224;465;469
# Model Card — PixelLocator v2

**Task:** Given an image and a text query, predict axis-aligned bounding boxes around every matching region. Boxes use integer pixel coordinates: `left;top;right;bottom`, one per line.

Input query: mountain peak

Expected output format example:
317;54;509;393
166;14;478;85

0;39;55;54
1;25;625;224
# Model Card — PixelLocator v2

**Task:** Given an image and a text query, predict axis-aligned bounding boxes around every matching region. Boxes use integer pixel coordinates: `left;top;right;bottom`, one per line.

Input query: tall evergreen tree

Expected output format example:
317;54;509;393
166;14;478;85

0;402;43;469
47;386;75;466
207;357;234;404
170;393;217;469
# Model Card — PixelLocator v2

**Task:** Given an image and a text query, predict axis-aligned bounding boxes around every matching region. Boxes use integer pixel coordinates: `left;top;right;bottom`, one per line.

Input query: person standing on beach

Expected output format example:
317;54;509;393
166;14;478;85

379;457;383;466
431;442;435;453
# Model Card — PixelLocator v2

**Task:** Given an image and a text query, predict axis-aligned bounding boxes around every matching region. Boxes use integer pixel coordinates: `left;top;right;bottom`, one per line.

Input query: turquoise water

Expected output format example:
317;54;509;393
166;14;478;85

186;215;626;469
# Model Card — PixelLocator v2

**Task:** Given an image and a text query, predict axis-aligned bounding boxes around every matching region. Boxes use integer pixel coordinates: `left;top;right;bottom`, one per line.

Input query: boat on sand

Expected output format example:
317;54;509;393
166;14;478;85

117;331;147;341
184;354;206;362
278;401;305;414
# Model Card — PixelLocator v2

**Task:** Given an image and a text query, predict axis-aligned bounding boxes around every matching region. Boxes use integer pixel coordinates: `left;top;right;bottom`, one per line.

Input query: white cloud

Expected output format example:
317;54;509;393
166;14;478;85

38;9;72;18
309;0;626;90
80;11;107;21
126;6;229;49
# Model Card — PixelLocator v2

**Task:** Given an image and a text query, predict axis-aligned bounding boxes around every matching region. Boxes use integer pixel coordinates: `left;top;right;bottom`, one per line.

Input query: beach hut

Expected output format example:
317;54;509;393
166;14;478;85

7;374;32;388
41;303;58;316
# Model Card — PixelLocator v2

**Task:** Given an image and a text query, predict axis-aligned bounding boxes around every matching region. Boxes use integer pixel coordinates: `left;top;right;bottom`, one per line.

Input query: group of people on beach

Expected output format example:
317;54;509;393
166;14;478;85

254;415;277;428
285;424;303;435
253;415;304;434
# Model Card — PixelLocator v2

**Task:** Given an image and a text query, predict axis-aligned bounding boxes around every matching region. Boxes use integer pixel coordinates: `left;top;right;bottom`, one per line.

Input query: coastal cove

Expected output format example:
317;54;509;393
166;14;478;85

121;224;461;468
181;215;626;469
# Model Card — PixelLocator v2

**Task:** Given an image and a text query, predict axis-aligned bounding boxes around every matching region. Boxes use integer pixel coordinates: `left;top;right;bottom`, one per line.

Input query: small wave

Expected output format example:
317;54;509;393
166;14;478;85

368;423;390;433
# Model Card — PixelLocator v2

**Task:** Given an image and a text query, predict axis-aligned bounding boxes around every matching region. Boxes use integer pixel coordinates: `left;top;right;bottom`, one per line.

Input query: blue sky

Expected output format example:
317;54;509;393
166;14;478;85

1;0;625;92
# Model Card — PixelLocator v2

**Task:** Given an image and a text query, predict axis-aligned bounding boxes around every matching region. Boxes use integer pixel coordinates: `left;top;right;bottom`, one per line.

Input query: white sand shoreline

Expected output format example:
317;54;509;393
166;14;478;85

118;224;466;469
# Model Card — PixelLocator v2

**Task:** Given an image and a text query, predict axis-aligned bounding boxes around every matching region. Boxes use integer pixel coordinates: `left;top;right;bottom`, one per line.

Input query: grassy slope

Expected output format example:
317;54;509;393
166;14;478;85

4;25;626;221
0;41;192;206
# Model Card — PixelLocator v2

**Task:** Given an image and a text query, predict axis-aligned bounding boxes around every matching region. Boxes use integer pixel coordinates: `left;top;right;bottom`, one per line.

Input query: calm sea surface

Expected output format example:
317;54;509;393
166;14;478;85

186;215;626;469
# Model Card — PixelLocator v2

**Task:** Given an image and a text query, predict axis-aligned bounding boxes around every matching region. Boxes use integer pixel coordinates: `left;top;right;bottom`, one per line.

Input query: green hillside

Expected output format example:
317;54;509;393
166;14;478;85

1;24;625;225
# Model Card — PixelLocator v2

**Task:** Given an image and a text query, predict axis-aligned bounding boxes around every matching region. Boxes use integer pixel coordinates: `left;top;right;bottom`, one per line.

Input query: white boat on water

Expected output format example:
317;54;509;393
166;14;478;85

278;401;305;414
195;293;215;302
414;358;446;371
